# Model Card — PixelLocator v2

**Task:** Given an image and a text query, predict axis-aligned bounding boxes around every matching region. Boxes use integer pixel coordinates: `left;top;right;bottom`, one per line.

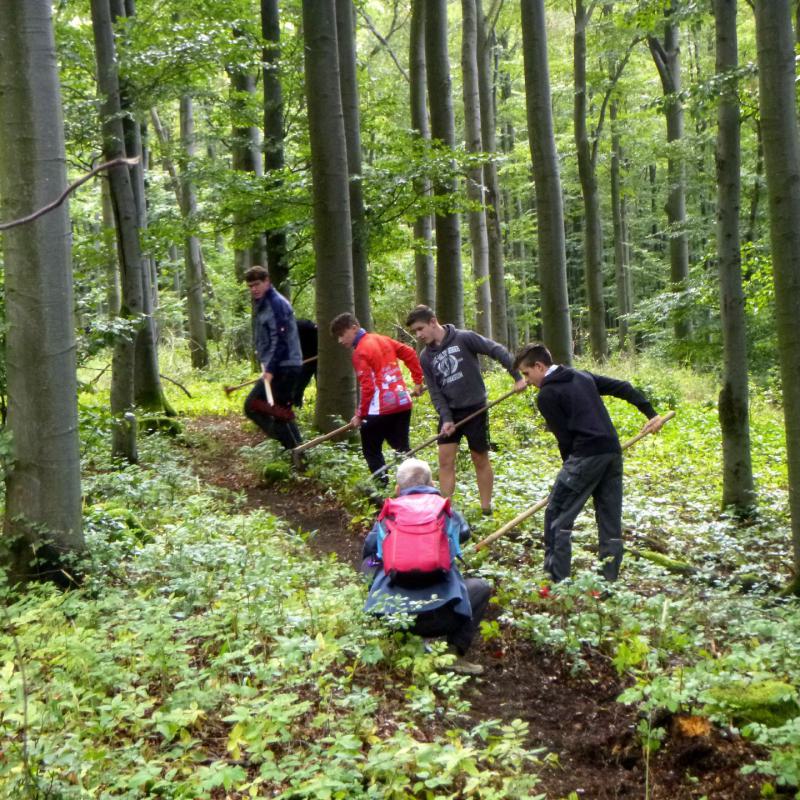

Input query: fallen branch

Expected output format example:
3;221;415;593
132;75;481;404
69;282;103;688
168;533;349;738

0;157;140;231
159;374;192;398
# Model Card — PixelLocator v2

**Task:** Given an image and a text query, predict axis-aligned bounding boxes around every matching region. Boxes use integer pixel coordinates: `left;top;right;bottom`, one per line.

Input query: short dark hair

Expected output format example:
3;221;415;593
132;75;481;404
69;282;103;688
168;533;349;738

244;265;269;283
405;305;436;327
513;343;553;371
330;312;360;337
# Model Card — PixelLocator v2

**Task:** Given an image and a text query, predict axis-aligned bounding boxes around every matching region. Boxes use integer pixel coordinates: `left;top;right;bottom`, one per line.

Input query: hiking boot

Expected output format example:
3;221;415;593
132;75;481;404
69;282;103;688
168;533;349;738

444;657;484;676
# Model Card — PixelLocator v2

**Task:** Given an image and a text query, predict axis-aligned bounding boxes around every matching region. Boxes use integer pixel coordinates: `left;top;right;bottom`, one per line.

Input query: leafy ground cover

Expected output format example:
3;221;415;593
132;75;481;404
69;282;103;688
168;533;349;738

2;358;799;798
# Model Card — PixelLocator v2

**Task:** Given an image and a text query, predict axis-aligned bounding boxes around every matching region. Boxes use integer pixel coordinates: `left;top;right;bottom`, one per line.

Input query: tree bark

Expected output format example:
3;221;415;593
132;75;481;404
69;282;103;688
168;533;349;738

409;0;435;307
179;95;209;369
520;0;573;364
91;0;146;461
336;0;372;330
101;175;121;317
610;101;633;352
574;0;608;361
754;0;800;589
302;0;357;430
476;0;508;345
0;0;84;579
425;0;464;326
261;0;290;293
714;0;754;513
462;0;492;338
648;4;690;341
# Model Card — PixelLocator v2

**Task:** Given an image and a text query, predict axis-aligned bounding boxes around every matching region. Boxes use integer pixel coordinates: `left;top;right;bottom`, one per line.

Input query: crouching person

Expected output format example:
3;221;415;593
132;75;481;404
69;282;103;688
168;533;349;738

362;458;491;674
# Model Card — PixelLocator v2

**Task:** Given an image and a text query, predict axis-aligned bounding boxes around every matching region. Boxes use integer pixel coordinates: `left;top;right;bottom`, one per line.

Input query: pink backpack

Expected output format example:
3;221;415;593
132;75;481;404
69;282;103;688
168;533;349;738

377;493;454;586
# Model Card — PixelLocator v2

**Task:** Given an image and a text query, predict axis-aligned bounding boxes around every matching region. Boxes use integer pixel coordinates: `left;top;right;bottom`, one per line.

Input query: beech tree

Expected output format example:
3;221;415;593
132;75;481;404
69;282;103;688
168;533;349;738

462;0;492;338
754;0;800;592
336;0;372;330
302;0;356;429
520;0;572;364
0;0;83;579
409;0;435;307
714;0;753;512
425;0;463;326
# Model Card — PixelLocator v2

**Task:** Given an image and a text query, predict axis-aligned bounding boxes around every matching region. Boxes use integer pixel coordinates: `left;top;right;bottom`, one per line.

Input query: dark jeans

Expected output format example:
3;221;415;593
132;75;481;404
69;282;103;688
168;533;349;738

360;410;411;482
409;577;492;655
244;367;302;449
543;452;624;582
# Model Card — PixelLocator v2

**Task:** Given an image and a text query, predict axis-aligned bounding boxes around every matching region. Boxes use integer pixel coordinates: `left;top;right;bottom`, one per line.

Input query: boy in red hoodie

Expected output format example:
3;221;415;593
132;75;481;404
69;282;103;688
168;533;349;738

331;313;425;482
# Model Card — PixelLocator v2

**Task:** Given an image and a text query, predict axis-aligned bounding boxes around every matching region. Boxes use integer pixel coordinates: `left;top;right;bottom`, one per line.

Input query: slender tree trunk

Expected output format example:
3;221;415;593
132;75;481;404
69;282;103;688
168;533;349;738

0;0;84;579
476;0;508;345
754;0;800;592
746;121;763;244
302;0;357;429
101;175;121;316
648;5;690;341
520;0;573;364
714;0;753;512
409;0;435;306
574;0;608;361
462;0;492;338
336;0;372;329
179;95;209;369
229;61;263;281
261;0;290;292
425;0;463;326
91;0;146;461
610;101;633;352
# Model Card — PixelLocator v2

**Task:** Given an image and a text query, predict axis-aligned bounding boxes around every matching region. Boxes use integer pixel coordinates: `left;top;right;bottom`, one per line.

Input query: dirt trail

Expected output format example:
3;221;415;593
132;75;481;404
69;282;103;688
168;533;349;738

184;415;769;800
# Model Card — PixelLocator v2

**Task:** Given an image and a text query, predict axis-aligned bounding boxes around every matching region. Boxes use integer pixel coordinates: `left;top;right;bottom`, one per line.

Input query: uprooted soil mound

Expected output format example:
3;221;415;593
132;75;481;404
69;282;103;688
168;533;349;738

184;415;769;800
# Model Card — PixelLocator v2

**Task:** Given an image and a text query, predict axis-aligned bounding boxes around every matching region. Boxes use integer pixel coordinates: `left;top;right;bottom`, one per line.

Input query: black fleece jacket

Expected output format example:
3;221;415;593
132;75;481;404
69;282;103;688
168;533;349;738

537;367;657;461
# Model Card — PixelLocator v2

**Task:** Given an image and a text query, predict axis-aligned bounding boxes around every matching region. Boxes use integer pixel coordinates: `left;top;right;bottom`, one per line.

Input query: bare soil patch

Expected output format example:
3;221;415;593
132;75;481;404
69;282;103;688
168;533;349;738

184;415;772;800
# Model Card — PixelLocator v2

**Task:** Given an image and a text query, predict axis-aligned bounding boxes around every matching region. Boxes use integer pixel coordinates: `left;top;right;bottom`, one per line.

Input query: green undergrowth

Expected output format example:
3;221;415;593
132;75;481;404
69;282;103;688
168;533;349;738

299;356;800;795
2;427;545;798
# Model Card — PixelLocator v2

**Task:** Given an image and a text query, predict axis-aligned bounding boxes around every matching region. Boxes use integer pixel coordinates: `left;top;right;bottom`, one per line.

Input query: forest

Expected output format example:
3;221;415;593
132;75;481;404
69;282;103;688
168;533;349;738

1;0;800;797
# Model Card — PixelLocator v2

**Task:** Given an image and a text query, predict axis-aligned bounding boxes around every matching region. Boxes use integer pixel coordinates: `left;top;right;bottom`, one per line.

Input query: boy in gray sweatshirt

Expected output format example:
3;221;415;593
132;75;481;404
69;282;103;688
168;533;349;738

406;305;526;514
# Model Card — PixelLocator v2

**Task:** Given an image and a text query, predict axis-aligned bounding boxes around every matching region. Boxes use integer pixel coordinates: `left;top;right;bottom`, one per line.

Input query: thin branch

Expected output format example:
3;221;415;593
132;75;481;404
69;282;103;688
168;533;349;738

159;373;192;398
0;157;139;231
356;6;409;82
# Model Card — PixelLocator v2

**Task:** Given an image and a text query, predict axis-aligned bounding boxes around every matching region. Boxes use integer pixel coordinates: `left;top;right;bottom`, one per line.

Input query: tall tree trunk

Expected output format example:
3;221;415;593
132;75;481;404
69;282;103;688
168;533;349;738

610;101;633;352
229;60;264;281
746;120;763;244
0;0;84;579
476;0;508;345
91;0;146;461
461;0;492;337
110;0;166;412
425;0;463;326
520;0;573;364
302;0;357;430
336;0;372;330
261;0;290;292
179;95;209;369
409;0;435;306
648;4;690;341
754;0;800;592
101;175;121;316
574;0;608;361
714;0;753;513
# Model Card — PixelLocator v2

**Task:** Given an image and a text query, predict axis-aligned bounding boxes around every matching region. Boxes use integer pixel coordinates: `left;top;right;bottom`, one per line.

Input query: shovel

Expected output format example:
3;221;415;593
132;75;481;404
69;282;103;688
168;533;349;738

473;410;676;551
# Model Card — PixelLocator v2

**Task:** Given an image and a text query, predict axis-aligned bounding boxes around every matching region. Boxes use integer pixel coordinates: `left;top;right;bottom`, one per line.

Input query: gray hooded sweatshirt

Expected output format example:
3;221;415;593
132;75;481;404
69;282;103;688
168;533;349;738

419;324;521;422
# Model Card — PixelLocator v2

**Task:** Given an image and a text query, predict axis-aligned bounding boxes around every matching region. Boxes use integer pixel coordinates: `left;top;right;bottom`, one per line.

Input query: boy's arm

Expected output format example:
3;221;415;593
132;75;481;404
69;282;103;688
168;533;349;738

422;357;452;423
353;349;376;420
393;340;425;389
592;373;657;420
460;330;524;383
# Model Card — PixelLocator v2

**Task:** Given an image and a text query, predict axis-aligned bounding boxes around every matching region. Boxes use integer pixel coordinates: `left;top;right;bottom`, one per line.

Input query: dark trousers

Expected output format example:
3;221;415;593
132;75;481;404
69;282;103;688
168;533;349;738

543;452;624;582
360;410;412;481
409;578;492;656
244;367;302;449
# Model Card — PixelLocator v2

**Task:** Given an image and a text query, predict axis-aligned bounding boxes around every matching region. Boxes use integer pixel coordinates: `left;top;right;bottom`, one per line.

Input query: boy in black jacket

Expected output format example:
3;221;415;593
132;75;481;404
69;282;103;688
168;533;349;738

514;343;664;582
